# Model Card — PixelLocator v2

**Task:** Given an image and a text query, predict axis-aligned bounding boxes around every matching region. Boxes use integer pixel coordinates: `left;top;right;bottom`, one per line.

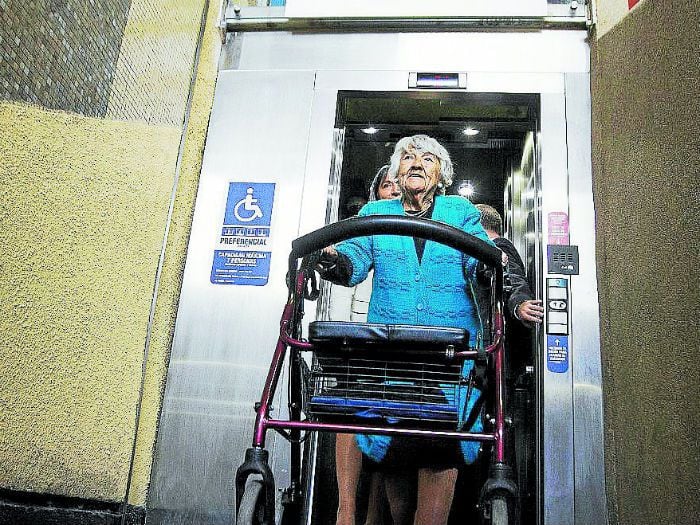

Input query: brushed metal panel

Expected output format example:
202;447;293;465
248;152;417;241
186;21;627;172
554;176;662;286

565;72;608;525
540;91;575;525
147;70;316;525
234;31;589;74
284;0;548;18
310;69;565;94
221;0;586;23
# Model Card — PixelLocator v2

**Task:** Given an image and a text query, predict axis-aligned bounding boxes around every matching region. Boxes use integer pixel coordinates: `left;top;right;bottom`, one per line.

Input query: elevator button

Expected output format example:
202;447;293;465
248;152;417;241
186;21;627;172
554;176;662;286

417;303;424;311
548;311;567;324
548;287;567;300
548;323;568;334
549;300;567;310
415;274;421;281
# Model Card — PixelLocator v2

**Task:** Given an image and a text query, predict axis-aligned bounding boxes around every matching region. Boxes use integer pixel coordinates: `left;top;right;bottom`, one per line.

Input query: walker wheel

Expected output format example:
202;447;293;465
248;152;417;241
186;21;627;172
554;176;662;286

490;496;509;525
236;474;266;525
482;494;514;525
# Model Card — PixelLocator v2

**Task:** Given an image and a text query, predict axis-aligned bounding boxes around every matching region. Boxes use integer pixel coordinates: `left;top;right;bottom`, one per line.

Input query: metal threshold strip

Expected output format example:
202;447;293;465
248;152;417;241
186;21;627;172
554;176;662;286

222;16;587;34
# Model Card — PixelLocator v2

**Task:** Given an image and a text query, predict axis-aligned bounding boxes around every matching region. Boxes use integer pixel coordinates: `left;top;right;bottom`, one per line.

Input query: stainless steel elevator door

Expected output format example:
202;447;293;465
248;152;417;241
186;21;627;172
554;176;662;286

147;70;316;525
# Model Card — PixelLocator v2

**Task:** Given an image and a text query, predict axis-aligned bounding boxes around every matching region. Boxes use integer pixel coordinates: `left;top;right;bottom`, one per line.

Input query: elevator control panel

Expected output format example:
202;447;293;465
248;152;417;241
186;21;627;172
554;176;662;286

546;278;570;373
547;244;579;274
546;278;569;334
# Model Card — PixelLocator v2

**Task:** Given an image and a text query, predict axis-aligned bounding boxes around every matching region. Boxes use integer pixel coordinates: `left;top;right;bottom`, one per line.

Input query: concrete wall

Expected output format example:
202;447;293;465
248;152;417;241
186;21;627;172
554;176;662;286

595;0;645;38
591;1;700;524
0;0;219;516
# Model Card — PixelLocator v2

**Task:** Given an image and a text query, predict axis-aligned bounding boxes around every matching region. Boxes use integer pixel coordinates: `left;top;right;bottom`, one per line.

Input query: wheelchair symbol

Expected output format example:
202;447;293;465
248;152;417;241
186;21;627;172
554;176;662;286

234;187;264;222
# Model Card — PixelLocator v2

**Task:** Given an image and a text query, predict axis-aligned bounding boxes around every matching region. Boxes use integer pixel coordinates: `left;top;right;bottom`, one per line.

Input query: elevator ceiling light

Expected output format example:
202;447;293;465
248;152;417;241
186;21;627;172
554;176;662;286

458;181;476;198
463;127;480;136
361;126;379;134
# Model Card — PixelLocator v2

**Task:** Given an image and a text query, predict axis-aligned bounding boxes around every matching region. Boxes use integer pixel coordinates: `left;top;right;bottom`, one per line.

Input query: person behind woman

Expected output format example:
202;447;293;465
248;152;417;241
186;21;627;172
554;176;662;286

369;164;401;201
475;203;542;387
474;204;543;326
321;135;492;525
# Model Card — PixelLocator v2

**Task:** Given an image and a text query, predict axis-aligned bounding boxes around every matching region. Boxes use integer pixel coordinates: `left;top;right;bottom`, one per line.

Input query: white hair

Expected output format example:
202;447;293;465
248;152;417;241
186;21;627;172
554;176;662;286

387;134;454;194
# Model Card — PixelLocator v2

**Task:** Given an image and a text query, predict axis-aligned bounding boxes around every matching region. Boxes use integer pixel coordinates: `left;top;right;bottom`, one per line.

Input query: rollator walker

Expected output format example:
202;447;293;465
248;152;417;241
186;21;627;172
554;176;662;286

235;215;519;525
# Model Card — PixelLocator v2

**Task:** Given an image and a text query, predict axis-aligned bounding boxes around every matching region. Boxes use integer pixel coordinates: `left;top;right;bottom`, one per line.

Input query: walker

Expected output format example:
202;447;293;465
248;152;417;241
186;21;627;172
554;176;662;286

234;215;518;525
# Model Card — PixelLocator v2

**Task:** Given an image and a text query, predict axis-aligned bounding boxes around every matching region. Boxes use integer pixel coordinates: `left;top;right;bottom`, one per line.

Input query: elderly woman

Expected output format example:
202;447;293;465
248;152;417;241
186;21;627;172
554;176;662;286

323;135;492;525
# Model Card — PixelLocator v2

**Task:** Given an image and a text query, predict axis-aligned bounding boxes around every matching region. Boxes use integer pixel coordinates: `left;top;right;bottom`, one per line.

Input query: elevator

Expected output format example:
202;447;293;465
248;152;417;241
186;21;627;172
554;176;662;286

146;25;606;525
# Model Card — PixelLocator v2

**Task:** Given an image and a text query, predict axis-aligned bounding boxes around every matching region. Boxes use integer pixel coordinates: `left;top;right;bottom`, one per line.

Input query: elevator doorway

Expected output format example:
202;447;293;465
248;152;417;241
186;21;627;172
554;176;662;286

147;31;605;525
305;90;540;525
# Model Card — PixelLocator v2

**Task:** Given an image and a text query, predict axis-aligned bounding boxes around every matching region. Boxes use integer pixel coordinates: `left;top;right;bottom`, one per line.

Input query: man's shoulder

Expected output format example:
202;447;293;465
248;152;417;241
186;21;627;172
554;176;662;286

495;237;526;270
494;237;516;250
494;237;519;258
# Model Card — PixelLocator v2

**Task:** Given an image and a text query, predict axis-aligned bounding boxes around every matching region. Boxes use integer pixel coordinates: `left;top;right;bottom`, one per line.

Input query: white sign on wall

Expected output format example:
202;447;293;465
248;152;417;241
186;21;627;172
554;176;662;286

285;0;548;18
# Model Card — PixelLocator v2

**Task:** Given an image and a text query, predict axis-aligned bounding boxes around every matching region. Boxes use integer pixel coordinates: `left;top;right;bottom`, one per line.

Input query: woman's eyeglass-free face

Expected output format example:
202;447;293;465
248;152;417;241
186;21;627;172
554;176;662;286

398;148;442;197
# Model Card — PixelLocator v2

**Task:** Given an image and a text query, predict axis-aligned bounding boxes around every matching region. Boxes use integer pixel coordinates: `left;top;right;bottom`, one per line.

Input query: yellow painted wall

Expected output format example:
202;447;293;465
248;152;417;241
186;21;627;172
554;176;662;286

0;0;218;506
127;0;221;506
106;1;207;125
0;103;180;500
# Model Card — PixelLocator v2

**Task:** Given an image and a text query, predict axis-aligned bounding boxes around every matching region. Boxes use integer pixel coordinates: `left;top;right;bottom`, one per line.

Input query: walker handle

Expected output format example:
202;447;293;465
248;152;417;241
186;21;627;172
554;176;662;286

290;215;501;268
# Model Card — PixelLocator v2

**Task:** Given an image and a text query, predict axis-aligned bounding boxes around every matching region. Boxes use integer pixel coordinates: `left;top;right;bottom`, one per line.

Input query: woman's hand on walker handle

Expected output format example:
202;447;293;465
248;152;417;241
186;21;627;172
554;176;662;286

322;245;338;257
314;246;340;279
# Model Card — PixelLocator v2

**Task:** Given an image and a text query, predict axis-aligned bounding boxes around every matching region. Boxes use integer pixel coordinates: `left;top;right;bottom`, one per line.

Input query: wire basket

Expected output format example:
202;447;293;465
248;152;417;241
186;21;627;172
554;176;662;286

303;322;473;429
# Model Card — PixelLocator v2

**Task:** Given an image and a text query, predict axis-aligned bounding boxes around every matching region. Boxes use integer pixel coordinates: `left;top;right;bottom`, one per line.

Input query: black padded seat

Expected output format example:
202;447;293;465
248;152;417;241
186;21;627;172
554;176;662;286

308;321;469;353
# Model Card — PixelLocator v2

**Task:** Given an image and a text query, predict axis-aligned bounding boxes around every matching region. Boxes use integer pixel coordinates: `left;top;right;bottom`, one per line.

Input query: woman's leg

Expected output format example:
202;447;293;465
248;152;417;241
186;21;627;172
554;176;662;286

383;470;417;525
336;433;362;525
413;468;458;525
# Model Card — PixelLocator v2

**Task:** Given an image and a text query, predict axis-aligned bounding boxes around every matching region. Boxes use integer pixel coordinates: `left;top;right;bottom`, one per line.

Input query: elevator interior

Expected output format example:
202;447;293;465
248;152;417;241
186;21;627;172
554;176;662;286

332;91;536;247
146;30;605;525
306;90;540;525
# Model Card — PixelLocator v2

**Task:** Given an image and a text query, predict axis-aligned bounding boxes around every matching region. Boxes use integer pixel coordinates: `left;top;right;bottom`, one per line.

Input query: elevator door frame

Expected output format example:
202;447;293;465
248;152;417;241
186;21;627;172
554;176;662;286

297;69;588;525
149;31;605;525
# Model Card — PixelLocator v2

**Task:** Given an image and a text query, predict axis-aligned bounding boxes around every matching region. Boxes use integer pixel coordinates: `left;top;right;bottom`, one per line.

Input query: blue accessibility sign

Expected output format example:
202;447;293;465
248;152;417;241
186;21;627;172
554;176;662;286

211;182;276;286
546;335;569;373
224;182;275;227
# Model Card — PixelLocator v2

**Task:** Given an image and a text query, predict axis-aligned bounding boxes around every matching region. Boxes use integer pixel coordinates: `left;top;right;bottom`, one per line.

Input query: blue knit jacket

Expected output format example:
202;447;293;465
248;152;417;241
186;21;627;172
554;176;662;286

337;196;491;345
335;196;494;464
